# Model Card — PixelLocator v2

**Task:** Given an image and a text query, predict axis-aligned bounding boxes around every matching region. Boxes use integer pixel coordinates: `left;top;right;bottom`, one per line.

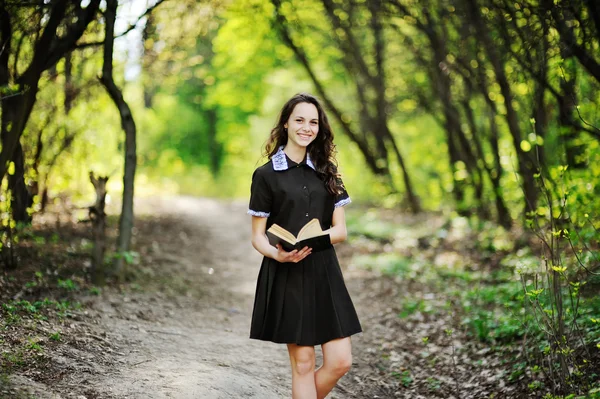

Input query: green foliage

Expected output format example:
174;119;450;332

111;250;139;266
346;211;398;241
391;370;413;387
459;281;528;342
1;298;78;328
542;390;600;399
2;0;597;219
352;253;414;276
398;299;434;319
26;338;42;352
509;361;528;382
49;332;61;342
57;279;78;292
426;377;441;391
2;350;25;368
347;202;599;395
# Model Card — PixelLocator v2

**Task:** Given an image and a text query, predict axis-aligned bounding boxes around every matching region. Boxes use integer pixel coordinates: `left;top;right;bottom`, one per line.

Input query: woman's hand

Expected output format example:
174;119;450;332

275;245;312;263
251;216;312;262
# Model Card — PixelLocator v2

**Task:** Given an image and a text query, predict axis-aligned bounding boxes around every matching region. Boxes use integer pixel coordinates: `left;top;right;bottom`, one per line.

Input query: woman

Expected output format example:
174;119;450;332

247;93;362;398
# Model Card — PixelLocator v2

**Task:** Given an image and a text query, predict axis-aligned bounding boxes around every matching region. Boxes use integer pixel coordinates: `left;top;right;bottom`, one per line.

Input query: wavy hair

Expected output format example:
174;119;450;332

264;93;343;195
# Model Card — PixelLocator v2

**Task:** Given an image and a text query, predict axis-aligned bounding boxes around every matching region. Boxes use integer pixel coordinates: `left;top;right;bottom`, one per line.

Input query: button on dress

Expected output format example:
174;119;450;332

247;147;362;346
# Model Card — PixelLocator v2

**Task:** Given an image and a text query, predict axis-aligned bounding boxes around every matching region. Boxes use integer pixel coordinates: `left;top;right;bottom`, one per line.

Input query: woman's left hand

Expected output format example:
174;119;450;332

275;244;312;263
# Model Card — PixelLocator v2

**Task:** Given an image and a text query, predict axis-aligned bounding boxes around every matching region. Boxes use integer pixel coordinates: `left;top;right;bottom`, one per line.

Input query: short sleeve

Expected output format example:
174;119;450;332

247;169;272;217
334;176;351;208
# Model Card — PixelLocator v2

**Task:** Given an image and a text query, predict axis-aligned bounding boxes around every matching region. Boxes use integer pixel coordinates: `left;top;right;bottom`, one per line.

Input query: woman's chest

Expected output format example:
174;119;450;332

270;168;331;209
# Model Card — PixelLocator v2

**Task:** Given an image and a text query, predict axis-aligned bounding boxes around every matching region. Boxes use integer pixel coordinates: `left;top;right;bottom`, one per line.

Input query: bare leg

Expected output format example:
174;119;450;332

315;337;352;399
287;344;317;399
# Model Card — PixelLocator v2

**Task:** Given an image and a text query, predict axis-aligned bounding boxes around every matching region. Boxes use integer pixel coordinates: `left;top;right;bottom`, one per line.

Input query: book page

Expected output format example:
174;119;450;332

297;219;325;241
267;224;296;244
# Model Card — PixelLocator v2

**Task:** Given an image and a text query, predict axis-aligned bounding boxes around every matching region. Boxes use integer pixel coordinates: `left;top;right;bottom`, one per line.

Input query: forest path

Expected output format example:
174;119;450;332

81;197;293;398
8;196;512;399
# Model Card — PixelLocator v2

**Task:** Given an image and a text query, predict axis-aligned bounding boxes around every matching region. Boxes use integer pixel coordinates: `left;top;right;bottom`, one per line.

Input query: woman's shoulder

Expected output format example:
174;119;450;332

252;159;275;178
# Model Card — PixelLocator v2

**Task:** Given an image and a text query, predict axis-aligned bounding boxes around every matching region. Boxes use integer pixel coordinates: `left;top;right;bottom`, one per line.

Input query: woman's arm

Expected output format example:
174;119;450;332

324;206;348;245
251;216;312;263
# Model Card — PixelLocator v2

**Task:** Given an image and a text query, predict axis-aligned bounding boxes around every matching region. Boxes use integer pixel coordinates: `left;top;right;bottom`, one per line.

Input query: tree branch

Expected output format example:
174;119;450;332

43;0;102;71
16;0;67;83
75;0;167;50
270;0;383;175
547;0;600;84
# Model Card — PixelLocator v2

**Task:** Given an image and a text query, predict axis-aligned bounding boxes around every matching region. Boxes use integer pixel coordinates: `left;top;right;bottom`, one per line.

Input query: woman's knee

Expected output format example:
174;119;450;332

327;354;352;377
290;347;316;376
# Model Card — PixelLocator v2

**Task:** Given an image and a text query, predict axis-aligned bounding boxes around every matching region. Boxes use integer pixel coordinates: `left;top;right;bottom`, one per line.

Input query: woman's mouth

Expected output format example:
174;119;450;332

297;132;312;140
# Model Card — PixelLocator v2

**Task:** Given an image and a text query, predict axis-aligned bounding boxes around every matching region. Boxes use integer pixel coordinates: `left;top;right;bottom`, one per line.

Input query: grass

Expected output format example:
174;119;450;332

1;296;82;374
350;253;414;276
398;299;435;318
2;298;80;321
391;370;413;387
346;210;399;242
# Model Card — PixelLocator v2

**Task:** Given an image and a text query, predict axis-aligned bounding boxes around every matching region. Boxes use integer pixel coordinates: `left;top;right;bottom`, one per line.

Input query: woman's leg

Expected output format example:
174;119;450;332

287;343;317;399
314;337;352;399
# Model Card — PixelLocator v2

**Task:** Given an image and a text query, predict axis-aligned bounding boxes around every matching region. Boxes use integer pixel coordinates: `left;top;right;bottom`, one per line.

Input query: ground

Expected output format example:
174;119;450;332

2;197;525;398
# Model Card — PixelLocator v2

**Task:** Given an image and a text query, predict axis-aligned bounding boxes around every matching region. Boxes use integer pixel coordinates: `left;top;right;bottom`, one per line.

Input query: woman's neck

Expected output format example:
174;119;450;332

283;143;306;164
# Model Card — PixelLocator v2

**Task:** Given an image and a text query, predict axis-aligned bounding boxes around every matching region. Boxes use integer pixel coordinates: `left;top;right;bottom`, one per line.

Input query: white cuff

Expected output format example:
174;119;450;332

334;197;352;208
247;209;270;217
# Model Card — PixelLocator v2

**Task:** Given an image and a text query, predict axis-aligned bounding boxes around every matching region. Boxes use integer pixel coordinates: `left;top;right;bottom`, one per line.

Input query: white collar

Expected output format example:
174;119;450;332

272;146;316;171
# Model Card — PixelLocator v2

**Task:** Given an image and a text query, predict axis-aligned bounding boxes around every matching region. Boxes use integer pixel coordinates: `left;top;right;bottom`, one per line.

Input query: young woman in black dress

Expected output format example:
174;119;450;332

247;93;362;398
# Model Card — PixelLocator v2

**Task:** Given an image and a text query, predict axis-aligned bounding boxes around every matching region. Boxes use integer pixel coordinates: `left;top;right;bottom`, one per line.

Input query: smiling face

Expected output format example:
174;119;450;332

284;102;319;149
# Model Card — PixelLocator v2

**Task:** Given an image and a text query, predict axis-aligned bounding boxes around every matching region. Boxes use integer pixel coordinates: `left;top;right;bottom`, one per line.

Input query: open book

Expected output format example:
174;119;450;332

267;218;332;252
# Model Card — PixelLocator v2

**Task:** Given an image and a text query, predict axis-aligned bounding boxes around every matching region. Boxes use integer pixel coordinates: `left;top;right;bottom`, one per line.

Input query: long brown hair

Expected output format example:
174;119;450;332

264;93;343;195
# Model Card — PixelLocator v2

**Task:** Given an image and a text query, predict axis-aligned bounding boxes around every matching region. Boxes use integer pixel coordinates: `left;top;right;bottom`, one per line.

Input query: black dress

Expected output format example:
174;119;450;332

247;146;362;346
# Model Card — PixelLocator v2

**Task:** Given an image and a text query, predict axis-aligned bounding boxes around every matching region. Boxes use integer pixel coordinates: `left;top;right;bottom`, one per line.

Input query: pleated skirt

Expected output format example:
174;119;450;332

250;247;362;346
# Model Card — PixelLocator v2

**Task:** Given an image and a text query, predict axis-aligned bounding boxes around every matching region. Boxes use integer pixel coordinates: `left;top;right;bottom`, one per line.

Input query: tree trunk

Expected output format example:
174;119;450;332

100;0;137;280
369;0;420;211
89;172;108;286
487;108;512;229
384;129;421;212
433;51;469;212
558;55;585;168
142;14;158;109
470;41;512;228
8;142;33;223
531;20;549;169
206;108;221;174
64;51;75;113
401;3;476;214
461;97;490;220
585;0;600;43
31;51;73;214
0;1;10;88
466;0;538;214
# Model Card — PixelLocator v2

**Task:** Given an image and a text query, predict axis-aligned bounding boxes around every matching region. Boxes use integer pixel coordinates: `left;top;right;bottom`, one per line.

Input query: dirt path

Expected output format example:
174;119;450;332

6;197;515;399
87;197;299;398
83;197;296;398
7;197;293;398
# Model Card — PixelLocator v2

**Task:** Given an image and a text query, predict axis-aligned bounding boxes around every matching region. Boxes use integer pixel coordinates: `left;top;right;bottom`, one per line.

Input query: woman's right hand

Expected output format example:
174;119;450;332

275;244;312;263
